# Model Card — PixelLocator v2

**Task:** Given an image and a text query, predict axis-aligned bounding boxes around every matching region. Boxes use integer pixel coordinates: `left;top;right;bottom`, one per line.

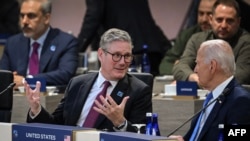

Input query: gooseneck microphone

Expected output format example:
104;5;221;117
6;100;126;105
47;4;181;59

167;88;230;137
0;83;16;95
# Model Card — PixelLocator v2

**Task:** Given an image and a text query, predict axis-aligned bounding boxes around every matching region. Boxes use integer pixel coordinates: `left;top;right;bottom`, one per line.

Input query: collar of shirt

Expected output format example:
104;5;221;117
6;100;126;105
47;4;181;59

97;71;118;94
29;27;50;56
211;76;234;100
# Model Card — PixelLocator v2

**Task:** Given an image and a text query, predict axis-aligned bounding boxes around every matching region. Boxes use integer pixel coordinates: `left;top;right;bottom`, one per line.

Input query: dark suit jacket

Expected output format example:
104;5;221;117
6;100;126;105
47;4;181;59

27;72;152;132
78;0;171;54
0;27;78;86
184;78;250;141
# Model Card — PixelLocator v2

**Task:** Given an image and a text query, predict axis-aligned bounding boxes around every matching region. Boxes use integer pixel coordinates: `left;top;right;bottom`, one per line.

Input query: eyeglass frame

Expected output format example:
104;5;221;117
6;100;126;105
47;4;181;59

102;49;133;63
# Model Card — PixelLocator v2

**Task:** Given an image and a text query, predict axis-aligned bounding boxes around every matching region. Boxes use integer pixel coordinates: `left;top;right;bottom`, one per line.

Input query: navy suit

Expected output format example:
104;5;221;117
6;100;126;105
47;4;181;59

184;78;250;141
27;72;152;132
0;28;78;86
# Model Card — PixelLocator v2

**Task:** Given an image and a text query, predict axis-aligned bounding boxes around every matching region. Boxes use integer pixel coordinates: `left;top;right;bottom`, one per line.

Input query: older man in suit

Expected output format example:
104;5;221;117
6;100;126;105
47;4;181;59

25;28;152;132
170;39;250;141
0;0;78;87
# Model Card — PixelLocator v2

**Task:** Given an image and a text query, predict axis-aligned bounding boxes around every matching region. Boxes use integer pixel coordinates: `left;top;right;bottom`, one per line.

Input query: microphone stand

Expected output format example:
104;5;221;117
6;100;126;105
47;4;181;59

0;83;16;95
167;88;230;137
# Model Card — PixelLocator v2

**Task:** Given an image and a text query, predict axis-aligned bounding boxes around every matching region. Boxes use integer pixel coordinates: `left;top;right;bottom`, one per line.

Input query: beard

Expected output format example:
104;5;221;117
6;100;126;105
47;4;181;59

21;24;48;39
21;24;34;38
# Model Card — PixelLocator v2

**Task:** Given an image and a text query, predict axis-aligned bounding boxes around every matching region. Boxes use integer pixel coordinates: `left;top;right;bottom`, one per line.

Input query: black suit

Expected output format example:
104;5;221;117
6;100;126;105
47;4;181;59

184;78;250;141
78;0;172;76
27;72;152;132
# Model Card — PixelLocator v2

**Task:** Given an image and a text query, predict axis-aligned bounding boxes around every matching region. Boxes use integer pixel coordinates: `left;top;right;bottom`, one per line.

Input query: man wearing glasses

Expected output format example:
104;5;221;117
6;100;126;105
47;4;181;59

25;28;152;133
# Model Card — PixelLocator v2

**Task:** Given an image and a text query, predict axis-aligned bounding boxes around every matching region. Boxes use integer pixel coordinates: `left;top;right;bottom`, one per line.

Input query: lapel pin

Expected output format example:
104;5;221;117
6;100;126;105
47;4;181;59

50;45;56;52
116;91;124;97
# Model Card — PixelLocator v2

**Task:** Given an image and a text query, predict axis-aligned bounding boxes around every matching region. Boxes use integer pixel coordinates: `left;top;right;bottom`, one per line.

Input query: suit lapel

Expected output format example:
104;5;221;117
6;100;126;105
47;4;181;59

68;73;98;125
197;79;235;140
197;100;224;140
18;37;30;75
94;75;129;128
39;28;58;72
110;76;129;104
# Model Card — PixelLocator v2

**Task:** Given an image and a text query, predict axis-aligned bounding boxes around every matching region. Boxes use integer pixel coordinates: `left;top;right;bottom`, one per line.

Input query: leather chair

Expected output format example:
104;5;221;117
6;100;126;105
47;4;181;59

0;70;14;122
127;72;154;89
126;72;153;133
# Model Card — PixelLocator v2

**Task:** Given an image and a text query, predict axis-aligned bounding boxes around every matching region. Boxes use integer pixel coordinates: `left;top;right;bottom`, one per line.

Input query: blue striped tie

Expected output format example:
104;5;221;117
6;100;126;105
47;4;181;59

189;93;213;141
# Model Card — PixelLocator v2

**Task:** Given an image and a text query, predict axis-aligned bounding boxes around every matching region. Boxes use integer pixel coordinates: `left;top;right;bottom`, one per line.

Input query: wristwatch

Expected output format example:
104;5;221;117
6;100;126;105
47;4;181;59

114;120;127;130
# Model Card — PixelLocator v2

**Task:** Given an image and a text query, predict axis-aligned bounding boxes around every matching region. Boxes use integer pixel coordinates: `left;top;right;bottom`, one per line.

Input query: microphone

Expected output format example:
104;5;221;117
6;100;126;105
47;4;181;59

167;88;230;137
0;83;16;95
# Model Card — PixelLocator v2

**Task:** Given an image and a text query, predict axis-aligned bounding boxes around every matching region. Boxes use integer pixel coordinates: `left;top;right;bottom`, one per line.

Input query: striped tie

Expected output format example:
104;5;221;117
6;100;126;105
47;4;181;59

189;93;213;141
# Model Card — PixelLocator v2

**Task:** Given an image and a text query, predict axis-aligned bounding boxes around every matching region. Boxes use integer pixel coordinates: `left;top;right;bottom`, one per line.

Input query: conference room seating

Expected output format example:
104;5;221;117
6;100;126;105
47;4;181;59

128;72;154;90
0;70;14;122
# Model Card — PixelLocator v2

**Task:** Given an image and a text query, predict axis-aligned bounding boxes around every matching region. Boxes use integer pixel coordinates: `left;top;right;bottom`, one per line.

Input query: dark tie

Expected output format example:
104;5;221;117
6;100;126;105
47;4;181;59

29;42;40;75
83;81;111;127
189;92;213;141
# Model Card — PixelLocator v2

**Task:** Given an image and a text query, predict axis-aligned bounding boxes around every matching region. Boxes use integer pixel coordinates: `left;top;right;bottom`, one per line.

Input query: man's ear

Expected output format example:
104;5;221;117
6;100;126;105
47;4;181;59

44;13;51;25
97;48;103;62
210;59;217;72
209;14;213;25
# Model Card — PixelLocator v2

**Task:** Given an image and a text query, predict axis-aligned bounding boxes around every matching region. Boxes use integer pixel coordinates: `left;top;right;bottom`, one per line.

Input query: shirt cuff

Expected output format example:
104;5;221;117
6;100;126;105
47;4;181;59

29;105;42;119
113;120;127;132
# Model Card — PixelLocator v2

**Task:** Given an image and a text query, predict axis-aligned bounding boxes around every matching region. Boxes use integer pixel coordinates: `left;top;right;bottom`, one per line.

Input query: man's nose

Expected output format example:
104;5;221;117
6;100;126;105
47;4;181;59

21;15;29;25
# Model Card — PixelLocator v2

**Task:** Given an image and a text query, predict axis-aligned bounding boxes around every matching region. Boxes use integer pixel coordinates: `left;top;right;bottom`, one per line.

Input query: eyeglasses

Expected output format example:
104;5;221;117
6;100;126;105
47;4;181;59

103;49;133;63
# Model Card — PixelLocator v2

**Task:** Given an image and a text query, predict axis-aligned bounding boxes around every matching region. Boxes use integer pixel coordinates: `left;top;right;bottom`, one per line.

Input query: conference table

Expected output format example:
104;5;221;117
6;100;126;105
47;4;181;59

152;95;204;136
11;93;64;123
11;97;204;137
152;75;205;136
11;76;204;137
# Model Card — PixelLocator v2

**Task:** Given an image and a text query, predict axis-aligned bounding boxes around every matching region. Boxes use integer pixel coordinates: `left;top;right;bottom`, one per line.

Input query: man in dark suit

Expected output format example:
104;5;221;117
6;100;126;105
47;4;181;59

25;28;152;132
170;39;250;141
0;0;78;87
77;0;172;76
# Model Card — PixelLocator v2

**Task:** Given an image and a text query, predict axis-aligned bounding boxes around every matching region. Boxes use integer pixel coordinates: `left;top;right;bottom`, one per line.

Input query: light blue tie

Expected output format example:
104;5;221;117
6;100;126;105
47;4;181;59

189;93;213;141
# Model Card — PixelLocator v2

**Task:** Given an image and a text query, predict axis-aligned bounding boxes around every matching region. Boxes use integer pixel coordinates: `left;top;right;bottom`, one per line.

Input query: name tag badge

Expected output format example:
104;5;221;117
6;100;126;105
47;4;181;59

176;81;198;96
25;77;46;92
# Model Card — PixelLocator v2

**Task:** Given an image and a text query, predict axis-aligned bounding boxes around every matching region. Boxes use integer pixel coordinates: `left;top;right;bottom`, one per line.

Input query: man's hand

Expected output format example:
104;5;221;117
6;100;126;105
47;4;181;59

188;73;204;88
24;81;41;115
188;73;199;83
169;135;185;141
94;94;129;127
13;71;24;89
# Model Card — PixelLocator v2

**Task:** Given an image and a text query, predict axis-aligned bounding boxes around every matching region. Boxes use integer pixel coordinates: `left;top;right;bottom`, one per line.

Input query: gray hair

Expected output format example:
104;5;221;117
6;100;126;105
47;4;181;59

200;39;236;75
21;0;52;14
99;28;133;50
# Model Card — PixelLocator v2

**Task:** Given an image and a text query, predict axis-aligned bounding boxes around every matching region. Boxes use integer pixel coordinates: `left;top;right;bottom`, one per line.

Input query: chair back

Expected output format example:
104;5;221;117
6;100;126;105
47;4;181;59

0;70;13;122
128;72;154;89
